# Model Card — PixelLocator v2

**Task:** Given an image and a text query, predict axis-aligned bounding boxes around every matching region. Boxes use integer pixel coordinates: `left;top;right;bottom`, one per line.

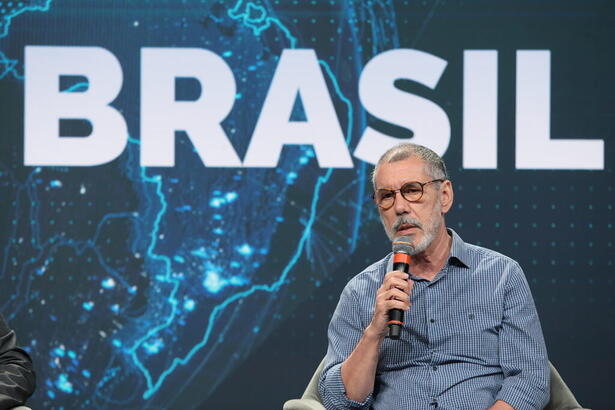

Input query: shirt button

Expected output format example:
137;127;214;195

432;366;438;371
430;318;435;323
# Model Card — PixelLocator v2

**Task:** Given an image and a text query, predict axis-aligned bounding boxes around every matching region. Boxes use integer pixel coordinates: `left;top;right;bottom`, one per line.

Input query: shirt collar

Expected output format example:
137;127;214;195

447;228;471;269
385;227;471;272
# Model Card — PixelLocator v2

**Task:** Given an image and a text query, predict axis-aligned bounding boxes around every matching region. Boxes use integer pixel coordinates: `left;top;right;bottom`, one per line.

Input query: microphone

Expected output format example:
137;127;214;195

387;236;414;339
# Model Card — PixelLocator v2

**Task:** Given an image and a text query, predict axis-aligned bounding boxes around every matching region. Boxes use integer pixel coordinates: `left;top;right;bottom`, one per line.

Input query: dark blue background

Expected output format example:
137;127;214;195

0;1;613;408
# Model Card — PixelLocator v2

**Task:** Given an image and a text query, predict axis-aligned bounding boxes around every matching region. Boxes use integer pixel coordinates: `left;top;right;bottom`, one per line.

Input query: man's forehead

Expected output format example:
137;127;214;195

375;157;429;186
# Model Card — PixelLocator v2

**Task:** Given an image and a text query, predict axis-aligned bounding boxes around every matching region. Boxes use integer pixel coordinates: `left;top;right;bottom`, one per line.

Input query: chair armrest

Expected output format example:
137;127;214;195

11;407;32;410
283;398;326;410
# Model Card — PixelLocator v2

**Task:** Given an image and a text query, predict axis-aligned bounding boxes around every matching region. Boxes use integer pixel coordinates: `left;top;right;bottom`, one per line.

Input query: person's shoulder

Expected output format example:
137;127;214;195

463;241;523;272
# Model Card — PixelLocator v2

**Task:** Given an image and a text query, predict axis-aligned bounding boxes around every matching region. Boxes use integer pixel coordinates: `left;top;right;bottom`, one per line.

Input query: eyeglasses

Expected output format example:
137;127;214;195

372;179;445;210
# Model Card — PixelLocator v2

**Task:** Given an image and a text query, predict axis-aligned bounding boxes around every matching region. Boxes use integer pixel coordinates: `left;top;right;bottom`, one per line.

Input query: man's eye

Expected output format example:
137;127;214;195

379;191;394;199
402;185;421;194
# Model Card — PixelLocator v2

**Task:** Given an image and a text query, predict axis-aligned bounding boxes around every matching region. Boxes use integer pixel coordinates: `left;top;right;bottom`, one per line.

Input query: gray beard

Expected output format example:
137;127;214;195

409;216;440;255
382;207;442;255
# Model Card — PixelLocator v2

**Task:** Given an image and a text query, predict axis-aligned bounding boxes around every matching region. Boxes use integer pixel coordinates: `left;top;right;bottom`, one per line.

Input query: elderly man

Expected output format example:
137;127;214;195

318;143;549;409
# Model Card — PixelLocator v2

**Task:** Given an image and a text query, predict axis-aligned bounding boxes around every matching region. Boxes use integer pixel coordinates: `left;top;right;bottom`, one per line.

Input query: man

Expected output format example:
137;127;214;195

318;143;549;409
0;314;35;409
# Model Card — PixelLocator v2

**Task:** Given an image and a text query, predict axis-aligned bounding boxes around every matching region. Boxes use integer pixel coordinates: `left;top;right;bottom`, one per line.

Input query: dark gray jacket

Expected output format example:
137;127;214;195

0;315;35;410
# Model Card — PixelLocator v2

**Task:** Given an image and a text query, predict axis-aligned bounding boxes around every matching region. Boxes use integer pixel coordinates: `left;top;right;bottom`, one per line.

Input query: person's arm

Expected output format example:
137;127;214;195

493;262;550;410
0;315;36;409
318;271;411;409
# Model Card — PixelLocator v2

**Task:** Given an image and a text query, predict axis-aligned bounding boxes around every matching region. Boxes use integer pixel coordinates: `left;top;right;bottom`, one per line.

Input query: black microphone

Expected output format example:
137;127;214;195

387;236;414;339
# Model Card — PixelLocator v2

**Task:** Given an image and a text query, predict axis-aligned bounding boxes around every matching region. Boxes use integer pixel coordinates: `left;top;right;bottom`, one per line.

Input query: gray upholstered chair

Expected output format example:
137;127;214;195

283;359;589;410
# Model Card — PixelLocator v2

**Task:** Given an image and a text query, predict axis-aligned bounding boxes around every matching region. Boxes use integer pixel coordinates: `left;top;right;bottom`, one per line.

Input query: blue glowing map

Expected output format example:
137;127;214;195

0;0;399;407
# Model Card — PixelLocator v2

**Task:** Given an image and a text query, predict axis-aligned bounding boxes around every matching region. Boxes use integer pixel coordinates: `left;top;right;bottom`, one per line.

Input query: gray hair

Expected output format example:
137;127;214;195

371;143;449;190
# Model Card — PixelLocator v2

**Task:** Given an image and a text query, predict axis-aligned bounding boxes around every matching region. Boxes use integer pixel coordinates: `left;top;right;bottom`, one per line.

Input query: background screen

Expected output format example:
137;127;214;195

1;1;613;408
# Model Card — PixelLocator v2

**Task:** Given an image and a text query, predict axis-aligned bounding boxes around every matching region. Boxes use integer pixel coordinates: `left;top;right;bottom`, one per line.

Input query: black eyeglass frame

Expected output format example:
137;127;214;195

371;179;446;210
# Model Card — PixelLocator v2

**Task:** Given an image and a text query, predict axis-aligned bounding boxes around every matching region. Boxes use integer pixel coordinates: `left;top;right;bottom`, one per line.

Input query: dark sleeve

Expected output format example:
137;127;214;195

0;315;36;410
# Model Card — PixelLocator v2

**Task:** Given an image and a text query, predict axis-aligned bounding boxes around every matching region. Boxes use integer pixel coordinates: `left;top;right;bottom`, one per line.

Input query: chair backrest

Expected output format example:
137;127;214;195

545;362;588;410
300;358;326;402
292;359;590;410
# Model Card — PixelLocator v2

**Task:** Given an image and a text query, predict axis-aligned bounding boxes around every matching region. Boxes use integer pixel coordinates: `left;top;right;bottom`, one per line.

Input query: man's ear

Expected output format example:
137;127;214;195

440;180;454;214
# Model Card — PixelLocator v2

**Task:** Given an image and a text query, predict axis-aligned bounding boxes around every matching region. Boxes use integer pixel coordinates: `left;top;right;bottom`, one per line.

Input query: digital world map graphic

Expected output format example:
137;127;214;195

0;1;397;408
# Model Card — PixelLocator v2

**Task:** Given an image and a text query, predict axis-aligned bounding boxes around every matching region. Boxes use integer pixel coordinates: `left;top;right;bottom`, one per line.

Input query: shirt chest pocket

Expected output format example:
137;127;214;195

438;299;502;361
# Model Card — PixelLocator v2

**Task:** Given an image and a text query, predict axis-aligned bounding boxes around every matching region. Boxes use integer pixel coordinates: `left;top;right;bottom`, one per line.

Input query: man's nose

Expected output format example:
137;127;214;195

393;191;412;214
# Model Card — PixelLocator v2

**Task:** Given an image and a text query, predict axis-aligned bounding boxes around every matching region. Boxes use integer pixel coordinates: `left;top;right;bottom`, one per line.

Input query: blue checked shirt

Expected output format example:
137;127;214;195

319;229;549;410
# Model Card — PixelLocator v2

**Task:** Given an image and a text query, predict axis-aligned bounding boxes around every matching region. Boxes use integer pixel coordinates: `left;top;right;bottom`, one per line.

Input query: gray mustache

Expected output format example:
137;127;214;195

392;216;423;231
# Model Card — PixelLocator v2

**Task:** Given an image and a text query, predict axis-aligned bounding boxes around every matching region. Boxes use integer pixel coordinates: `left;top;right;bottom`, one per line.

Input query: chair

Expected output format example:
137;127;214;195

283;359;589;410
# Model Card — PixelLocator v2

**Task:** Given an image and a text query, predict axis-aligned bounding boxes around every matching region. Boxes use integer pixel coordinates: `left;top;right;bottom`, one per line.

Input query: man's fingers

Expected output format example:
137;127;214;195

376;289;410;309
377;297;409;312
388;270;410;280
386;288;410;302
374;271;414;322
383;299;408;312
387;278;411;293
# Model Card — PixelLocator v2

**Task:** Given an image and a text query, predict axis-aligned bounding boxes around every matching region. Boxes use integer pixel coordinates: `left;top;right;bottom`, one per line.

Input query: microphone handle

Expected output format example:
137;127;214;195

388;259;410;339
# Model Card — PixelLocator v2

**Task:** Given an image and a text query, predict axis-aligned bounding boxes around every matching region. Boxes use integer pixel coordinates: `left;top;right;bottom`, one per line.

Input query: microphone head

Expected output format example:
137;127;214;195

392;236;415;255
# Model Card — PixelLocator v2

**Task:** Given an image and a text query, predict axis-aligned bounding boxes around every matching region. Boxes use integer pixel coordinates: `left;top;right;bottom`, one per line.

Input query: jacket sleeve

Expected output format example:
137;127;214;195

495;262;550;410
0;315;36;410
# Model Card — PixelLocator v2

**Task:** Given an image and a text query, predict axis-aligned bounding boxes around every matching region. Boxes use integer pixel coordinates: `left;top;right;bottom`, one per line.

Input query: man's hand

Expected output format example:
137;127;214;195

365;270;413;339
488;400;515;410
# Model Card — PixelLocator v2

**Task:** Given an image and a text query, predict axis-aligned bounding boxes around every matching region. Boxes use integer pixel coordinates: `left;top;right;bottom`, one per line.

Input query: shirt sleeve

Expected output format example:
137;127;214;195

495;262;550;410
0;315;36;410
318;283;374;409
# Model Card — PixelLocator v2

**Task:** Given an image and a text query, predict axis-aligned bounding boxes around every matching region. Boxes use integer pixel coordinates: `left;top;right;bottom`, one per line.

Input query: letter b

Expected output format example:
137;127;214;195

24;46;127;166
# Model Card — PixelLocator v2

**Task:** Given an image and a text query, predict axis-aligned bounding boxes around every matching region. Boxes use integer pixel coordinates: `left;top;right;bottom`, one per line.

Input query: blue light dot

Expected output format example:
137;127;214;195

236;243;254;256
143;338;164;355
203;271;226;293
101;277;116;289
286;171;298;184
56;374;73;393
184;298;196;311
209;198;224;208
229;276;246;286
